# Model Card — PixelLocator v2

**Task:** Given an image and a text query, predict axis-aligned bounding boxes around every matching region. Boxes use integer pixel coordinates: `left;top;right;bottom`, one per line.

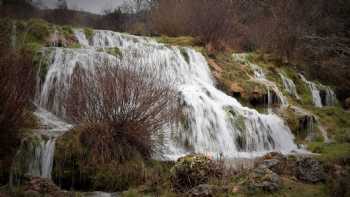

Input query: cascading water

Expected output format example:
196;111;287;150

232;53;288;110
299;74;337;107
11;21;16;49
279;73;300;100
23;28;300;181
45;29;298;159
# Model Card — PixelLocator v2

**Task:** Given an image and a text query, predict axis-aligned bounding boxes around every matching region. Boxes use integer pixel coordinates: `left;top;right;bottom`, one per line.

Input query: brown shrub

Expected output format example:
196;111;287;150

0;48;36;179
66;64;179;163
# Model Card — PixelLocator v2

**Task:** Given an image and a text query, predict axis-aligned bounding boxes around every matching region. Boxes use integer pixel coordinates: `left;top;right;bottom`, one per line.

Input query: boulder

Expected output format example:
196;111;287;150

247;166;282;192
256;152;288;175
170;154;219;192
187;184;228;197
345;97;350;109
296;157;326;183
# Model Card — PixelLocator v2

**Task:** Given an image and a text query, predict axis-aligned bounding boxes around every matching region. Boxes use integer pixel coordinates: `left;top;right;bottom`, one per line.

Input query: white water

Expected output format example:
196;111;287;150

279;73;300;100
232;53;288;111
11;21;16;49
29;28;300;177
299;74;337;107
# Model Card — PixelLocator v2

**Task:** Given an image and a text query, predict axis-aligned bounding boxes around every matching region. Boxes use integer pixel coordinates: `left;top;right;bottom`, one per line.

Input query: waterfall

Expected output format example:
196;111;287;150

232;53;288;110
30;28;299;169
299;74;337;107
11;21;16;49
279;73;300;99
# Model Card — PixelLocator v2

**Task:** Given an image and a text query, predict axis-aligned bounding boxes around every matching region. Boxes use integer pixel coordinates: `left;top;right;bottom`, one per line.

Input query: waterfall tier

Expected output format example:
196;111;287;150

33;29;299;161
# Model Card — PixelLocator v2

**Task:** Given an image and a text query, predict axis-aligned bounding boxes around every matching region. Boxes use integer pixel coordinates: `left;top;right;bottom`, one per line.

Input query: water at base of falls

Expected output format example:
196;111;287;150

31;29;300;165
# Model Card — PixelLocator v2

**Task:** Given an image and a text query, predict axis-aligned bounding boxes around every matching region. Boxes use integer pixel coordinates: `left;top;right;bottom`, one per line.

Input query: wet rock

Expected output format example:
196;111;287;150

170;154;219;192
187;184;228;197
247;166;282;192
296;157;326;183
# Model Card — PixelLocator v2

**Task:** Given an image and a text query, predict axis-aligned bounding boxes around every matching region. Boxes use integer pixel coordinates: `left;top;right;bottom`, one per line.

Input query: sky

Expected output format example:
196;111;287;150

32;0;125;14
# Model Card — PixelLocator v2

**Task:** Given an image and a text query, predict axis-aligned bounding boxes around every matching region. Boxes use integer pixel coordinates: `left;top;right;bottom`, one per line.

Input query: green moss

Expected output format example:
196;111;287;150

308;142;350;161
84;28;94;40
104;47;122;57
156;36;201;47
61;25;74;37
26;18;51;44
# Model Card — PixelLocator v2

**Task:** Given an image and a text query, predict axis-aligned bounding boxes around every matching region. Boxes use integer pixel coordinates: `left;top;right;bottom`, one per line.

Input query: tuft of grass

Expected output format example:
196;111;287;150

156;36;202;47
84;28;94;40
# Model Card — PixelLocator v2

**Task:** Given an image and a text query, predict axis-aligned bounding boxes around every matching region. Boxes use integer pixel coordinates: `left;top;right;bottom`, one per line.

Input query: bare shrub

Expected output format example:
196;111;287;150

66;64;179;163
150;0;236;50
0;48;36;171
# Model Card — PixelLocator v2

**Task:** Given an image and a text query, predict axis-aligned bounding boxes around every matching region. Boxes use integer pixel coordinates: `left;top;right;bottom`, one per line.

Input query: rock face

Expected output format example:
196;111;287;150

256;152;325;183
170;155;219;192
345;97;350;109
296;157;326;183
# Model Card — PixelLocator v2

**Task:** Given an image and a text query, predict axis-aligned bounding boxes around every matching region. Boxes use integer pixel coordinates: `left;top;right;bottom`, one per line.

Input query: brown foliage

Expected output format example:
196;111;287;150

0;48;36;172
66;64;179;163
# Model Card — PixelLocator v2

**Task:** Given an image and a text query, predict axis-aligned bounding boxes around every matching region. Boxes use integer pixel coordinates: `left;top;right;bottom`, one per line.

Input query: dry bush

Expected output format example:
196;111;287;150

66;64;179;163
150;0;237;50
0;48;36;173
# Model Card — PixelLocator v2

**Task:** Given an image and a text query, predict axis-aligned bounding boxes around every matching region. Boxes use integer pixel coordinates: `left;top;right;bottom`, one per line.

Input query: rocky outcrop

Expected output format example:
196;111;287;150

255;152;325;183
296;157;326;183
170;155;220;193
247;166;282;192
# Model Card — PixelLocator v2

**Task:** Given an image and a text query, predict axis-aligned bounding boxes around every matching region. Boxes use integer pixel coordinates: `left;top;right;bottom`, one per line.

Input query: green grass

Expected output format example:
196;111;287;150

84;27;94;40
156;35;202;47
308;142;350;161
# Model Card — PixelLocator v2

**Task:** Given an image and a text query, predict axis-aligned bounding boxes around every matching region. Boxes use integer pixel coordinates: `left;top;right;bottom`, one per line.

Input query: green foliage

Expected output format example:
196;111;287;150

60;25;74;37
103;47;122;57
26;18;51;44
308;142;350;161
84;28;94;40
156;36;201;47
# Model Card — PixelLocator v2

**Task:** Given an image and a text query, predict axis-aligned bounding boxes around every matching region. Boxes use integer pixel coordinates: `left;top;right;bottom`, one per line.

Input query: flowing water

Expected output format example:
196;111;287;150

24;29;301;179
299;74;337;107
232;53;288;111
279;73;300;100
11;21;16;49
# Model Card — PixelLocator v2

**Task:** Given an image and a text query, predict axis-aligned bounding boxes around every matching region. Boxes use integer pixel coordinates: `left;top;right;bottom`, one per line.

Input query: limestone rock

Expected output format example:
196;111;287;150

170;154;219;192
247;166;282;192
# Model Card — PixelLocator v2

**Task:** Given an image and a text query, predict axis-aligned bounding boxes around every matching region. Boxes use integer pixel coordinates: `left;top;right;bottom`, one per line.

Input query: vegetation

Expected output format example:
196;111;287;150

0;47;36;185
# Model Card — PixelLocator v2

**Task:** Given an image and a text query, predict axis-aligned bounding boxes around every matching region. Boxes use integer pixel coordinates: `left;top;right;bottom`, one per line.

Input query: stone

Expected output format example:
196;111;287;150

187;184;228;197
170;154;219;192
296;157;326;183
256;152;287;175
247;166;282;192
345;97;350;109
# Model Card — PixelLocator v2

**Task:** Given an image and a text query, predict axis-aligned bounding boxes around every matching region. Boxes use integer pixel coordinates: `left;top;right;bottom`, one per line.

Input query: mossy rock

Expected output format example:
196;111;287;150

170;154;219;192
